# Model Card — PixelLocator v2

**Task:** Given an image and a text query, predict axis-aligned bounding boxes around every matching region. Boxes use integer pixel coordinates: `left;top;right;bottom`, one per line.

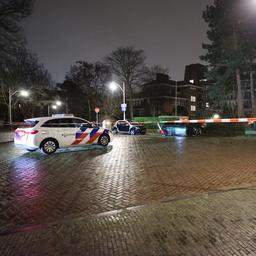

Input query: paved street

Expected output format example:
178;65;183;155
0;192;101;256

1;189;256;256
1;134;256;255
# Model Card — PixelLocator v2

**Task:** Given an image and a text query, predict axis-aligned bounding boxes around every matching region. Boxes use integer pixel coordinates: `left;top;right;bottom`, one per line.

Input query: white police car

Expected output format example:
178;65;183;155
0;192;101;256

14;114;112;154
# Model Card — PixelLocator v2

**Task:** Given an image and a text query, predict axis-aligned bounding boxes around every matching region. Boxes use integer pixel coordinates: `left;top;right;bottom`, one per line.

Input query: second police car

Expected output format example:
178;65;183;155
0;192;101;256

14;114;112;154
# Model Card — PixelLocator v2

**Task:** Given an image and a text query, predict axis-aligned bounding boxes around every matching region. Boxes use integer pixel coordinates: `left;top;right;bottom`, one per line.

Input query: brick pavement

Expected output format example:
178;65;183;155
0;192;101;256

1;188;256;256
1;135;256;233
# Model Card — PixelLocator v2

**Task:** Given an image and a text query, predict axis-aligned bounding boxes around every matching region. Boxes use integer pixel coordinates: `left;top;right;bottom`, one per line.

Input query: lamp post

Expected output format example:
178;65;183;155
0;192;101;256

8;88;29;127
109;81;126;120
175;81;178;116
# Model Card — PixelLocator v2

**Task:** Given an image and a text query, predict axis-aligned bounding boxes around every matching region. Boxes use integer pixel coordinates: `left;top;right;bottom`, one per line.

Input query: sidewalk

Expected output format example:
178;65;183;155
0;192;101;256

1;188;256;256
0;131;14;143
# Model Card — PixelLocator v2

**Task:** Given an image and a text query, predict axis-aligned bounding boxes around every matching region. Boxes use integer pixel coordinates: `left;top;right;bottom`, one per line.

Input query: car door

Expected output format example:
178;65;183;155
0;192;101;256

70;118;94;146
117;121;130;133
59;118;83;147
40;118;63;143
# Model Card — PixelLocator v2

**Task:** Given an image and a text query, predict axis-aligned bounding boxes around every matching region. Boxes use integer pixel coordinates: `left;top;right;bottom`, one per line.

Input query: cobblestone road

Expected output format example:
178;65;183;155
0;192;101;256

1;135;256;233
1;189;256;256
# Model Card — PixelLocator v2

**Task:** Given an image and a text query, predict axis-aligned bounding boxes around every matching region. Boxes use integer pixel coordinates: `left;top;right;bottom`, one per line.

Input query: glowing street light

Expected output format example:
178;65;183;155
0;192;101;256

8;89;30;127
109;81;126;120
213;114;220;119
20;90;30;97
109;82;118;91
56;100;62;106
47;100;62;116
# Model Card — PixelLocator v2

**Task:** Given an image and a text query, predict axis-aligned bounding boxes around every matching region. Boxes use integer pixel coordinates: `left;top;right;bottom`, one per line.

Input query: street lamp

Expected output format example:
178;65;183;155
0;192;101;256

56;101;62;106
213;114;220;119
175;81;178;116
109;81;126;120
8;89;30;127
47;100;62;116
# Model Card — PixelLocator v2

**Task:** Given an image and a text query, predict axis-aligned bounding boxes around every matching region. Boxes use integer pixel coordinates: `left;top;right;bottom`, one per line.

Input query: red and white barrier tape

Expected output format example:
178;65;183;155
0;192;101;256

163;118;256;124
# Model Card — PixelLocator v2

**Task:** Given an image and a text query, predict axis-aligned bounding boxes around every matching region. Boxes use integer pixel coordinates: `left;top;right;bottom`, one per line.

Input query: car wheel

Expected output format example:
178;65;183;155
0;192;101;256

98;134;109;146
190;127;200;137
112;128;118;134
197;128;202;136
130;129;136;135
41;139;58;154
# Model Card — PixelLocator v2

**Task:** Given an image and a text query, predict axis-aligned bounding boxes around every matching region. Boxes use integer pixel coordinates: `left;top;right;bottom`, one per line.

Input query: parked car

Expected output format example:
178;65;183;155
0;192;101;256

161;123;202;136
112;120;146;135
14;114;112;154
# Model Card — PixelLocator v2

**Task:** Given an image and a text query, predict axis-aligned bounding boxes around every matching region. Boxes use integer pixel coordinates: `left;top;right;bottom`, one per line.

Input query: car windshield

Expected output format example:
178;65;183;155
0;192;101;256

23;120;39;128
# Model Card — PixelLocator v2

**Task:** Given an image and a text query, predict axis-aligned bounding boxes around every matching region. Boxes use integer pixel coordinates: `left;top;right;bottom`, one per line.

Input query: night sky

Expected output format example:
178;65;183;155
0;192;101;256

22;0;213;82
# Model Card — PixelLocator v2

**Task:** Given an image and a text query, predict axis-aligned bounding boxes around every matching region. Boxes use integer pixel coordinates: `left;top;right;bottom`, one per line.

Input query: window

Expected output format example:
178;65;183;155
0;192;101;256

191;105;196;112
24;120;39;127
191;96;196;102
72;118;89;128
118;121;129;126
58;118;76;128
42;118;76;128
206;102;210;108
41;119;61;127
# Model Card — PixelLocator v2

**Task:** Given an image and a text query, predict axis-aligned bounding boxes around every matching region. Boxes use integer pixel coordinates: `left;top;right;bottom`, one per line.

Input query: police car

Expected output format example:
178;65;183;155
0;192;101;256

14;114;112;154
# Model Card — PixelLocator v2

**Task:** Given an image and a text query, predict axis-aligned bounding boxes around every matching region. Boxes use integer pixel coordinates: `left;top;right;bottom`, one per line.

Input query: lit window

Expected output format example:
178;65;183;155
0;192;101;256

206;102;209;108
191;105;196;111
191;96;196;102
189;79;194;84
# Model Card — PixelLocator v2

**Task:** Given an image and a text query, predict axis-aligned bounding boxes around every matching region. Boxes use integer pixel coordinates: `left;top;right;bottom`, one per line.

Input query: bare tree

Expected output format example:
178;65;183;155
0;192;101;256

65;61;110;119
104;46;146;119
0;0;34;63
66;61;110;100
102;94;120;119
0;47;51;119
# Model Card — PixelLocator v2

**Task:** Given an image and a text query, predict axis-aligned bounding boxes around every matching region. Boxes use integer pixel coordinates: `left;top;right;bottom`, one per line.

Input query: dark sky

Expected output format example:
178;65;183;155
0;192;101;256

22;0;213;82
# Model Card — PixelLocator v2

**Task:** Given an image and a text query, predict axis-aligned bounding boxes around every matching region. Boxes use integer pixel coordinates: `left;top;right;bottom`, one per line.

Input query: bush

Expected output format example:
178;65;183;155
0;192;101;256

202;123;245;136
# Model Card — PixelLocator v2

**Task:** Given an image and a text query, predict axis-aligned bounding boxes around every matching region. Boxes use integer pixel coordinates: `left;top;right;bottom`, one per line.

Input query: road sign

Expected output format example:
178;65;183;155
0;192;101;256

121;103;127;112
95;107;100;113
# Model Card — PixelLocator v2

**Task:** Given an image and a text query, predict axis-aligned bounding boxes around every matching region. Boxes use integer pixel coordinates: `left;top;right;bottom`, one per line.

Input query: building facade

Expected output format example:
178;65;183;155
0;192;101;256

132;64;210;118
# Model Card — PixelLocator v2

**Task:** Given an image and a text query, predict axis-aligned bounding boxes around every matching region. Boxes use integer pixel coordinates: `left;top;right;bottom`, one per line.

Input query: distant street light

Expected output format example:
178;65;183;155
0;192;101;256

56;101;62;106
213;114;220;119
8;89;30;127
48;100;62;116
109;81;126;120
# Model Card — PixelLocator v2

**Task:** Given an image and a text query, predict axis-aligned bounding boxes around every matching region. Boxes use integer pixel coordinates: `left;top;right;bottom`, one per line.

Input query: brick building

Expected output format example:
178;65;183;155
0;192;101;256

132;64;211;118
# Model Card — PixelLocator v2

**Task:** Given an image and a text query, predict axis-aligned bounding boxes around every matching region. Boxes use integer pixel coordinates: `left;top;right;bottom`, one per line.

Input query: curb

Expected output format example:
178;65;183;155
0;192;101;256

0;132;14;143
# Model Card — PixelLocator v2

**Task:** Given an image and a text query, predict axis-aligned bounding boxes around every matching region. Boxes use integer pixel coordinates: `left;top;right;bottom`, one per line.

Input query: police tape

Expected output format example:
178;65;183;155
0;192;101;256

136;117;256;125
161;118;256;124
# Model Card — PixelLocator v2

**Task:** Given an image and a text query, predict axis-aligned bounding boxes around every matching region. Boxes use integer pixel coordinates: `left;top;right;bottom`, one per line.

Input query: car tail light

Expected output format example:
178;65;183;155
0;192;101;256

15;129;38;134
28;130;39;134
160;129;165;135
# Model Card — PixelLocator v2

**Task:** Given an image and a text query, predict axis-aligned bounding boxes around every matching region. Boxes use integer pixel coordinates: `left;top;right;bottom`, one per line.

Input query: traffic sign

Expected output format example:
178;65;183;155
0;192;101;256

121;103;127;112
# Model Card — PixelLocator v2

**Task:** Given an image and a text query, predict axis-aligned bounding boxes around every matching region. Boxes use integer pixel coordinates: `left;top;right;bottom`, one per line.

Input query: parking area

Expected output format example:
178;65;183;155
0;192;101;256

1;134;256;234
